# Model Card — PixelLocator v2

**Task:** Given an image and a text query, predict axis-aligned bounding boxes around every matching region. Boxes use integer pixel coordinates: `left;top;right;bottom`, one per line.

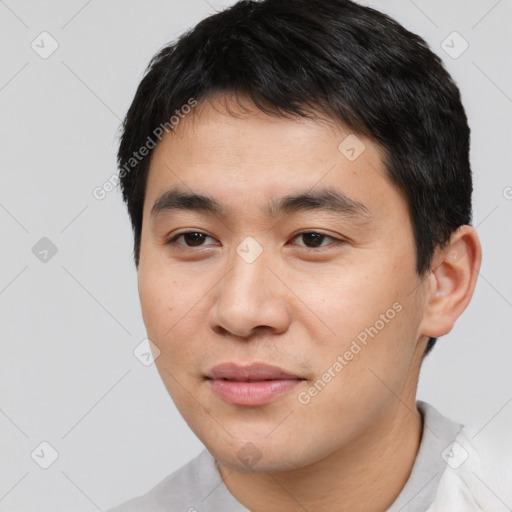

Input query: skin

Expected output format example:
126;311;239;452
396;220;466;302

137;96;482;512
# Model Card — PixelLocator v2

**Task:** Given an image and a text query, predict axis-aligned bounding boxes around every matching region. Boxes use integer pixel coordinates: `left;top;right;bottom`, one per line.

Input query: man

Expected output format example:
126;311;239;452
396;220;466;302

108;0;512;510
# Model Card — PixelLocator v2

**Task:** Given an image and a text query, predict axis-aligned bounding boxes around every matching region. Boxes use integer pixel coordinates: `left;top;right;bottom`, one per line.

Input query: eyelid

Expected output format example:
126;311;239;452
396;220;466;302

166;230;219;247
289;231;345;249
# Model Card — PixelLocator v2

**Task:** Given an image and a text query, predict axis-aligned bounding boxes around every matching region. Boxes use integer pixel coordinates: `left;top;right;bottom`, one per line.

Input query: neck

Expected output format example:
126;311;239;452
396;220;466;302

218;400;423;512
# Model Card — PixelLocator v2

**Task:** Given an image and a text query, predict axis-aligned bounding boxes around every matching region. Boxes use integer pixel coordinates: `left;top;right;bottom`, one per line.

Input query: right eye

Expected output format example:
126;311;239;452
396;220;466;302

165;231;219;248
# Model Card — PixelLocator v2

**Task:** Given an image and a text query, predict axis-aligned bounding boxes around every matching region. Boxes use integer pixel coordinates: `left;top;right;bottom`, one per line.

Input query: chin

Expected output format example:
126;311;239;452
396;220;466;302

202;431;325;474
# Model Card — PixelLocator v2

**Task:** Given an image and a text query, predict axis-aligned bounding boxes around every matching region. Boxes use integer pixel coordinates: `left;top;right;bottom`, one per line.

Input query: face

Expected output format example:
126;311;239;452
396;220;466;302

137;97;430;473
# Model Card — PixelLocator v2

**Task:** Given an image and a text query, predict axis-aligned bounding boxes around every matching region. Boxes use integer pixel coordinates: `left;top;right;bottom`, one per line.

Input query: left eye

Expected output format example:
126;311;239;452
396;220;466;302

291;232;339;248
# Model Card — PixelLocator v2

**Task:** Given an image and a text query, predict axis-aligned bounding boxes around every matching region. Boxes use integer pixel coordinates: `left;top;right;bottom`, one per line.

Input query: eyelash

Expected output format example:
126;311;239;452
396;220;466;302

165;231;344;251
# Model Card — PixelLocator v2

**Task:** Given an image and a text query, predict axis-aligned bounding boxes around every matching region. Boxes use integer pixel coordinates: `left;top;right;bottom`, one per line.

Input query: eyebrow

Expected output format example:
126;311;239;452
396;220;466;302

150;186;371;222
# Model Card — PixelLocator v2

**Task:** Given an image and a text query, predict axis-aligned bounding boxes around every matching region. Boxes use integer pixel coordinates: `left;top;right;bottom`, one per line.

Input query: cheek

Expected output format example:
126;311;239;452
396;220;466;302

296;258;421;385
298;305;419;439
137;266;210;365
138;275;166;333
292;261;401;344
138;247;200;319
137;264;182;342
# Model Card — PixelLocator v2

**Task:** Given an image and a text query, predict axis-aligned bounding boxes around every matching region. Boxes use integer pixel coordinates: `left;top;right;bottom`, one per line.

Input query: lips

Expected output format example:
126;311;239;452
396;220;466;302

207;362;303;381
206;362;305;406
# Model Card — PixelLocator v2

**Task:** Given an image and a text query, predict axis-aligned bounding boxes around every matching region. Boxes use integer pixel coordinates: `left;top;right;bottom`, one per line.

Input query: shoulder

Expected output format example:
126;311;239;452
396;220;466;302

427;414;512;511
106;449;223;512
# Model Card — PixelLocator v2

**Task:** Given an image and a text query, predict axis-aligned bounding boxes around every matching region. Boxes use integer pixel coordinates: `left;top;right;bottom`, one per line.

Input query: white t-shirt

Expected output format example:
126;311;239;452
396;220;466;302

108;401;512;511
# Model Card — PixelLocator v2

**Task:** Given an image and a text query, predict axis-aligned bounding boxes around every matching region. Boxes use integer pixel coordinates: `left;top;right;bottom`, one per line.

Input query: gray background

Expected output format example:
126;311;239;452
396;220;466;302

1;0;511;510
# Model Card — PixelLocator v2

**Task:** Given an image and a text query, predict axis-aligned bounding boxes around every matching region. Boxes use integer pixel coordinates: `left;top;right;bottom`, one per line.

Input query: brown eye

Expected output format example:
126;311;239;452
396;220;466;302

299;233;326;247
167;231;216;247
181;232;206;246
292;231;340;249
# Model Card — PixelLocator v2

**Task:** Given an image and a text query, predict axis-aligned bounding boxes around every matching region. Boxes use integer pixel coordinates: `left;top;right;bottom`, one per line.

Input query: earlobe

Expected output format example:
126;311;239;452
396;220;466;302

419;225;482;339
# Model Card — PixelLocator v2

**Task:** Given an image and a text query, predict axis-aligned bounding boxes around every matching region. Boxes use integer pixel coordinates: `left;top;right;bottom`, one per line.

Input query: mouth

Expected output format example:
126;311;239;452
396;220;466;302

206;361;304;380
205;362;306;406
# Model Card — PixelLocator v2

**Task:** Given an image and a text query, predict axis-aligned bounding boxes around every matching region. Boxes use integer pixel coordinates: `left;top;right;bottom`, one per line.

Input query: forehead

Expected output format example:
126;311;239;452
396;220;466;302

144;98;407;225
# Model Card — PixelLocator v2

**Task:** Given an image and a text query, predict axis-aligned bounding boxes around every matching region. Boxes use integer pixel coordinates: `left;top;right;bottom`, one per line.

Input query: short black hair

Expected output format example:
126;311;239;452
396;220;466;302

117;0;473;357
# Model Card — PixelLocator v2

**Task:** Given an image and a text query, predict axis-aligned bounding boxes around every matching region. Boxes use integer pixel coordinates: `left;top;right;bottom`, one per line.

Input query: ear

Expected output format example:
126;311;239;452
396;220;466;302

419;225;482;338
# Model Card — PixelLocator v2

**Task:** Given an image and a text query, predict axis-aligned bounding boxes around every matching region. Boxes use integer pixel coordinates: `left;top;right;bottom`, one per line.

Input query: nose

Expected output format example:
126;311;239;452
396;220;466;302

208;246;291;339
